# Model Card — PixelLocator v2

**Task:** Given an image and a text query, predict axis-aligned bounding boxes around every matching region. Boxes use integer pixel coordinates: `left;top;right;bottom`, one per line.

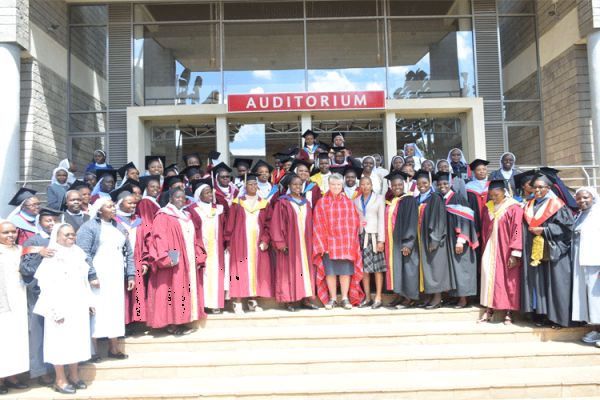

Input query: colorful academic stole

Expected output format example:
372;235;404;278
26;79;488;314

523;197;564;266
385;195;406;290
417;203;427;293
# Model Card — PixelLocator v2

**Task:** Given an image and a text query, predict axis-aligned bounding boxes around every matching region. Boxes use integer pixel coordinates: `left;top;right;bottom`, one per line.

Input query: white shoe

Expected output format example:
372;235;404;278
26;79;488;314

233;302;244;315
582;330;600;343
247;300;263;312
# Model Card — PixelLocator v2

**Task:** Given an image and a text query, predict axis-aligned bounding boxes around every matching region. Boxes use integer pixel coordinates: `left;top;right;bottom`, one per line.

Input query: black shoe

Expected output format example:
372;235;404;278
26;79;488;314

425;302;442;310
285;304;297;312
301;302;319;310
386;296;402;308
358;299;373;308
0;385;7;395
415;302;429;308
53;383;76;394
4;381;28;390
107;352;129;360
37;377;54;387
371;301;383;309
69;380;87;390
90;354;102;363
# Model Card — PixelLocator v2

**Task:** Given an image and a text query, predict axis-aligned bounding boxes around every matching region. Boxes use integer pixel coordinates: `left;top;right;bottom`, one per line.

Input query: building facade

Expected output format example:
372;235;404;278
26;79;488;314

0;0;599;215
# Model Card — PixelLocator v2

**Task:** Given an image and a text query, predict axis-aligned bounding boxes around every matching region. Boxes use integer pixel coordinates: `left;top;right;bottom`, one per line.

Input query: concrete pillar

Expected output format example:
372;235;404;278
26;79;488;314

216;116;229;165
0;43;20;218
383;111;398;167
587;31;600;182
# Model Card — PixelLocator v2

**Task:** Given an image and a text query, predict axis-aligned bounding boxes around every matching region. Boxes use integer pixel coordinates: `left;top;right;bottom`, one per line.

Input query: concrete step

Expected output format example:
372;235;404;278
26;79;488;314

81;341;600;381
121;320;589;353
185;305;486;329
9;366;600;399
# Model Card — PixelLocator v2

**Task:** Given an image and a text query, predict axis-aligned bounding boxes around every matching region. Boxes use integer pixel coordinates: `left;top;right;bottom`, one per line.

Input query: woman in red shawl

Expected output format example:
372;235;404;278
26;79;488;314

313;173;364;309
147;188;206;335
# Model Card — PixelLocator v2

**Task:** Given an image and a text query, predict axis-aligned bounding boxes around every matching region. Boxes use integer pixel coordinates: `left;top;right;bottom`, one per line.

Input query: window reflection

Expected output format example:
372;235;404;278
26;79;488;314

229;123;267;157
396;117;463;161
387;19;475;98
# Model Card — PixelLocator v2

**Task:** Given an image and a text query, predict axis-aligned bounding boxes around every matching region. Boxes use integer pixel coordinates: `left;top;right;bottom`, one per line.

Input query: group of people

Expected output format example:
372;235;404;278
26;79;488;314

1;130;599;395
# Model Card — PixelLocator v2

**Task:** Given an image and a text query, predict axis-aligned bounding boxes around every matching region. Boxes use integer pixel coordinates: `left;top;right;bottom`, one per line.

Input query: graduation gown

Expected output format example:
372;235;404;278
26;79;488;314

147;205;207;328
270;196;315;303
115;214;147;324
20;234;52;378
480;198;523;310
303;181;322;208
385;195;420;300
521;197;574;327
0;243;29;378
416;191;450;294
224;196;274;299
444;191;479;298
465;179;489;233
188;202;226;309
9;212;37;245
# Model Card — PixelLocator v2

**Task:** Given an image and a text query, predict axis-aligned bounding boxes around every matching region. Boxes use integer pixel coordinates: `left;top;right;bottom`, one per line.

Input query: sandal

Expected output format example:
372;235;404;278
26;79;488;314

477;309;494;323
504;311;513;325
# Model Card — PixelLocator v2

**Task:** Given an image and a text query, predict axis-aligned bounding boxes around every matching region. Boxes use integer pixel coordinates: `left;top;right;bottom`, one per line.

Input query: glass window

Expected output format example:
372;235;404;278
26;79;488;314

306;1;384;17
70;136;107;172
134;3;219;22
507;125;541;165
496;0;534;14
307;19;385;92
150;122;217;170
134;24;221;106
499;16;539;100
70;26;107;111
224;2;303;20
387;18;475;99
69;113;107;134
70;5;107;25
396;117;463;161
229;123;267;158
224;22;305;95
388;0;471;16
312;119;384;158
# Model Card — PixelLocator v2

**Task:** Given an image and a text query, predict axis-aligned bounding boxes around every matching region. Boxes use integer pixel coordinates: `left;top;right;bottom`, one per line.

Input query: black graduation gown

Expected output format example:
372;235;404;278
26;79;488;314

521;200;574;327
417;192;450;294
19;234;52;378
444;192;478;297
388;196;420;300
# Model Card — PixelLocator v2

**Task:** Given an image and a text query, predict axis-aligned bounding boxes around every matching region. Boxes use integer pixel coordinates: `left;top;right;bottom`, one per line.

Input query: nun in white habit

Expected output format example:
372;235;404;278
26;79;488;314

34;223;93;393
0;220;29;393
572;187;600;343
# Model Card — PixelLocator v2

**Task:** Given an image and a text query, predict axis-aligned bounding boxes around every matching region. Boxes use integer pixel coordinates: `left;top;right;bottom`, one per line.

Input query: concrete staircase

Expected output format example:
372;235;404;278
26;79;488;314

7;305;600;399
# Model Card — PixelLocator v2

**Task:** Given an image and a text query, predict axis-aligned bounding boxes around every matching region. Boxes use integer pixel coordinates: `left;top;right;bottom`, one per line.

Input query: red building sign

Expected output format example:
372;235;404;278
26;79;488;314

227;91;386;113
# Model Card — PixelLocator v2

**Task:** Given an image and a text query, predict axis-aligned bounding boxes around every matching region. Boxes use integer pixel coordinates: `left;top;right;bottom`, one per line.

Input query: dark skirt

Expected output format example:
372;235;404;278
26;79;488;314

360;232;386;273
323;254;354;276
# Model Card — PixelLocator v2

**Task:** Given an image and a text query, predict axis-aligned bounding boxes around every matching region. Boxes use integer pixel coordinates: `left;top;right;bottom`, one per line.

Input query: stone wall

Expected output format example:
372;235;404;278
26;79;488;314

0;0;28;48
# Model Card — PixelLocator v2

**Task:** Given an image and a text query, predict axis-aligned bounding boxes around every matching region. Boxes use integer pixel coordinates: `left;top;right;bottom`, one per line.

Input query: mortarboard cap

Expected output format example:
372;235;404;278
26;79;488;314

180;167;202;180
290;159;311;171
468;159;489;170
208;150;221;161
331;131;345;142
317;152;331;160
163;175;183;190
329;166;346;175
434;172;452;182
109;184;136;203
117;162;137;179
164;163;179;174
233;158;253;170
139;175;161;192
529;172;553;187
211;162;232;176
69;180;89;191
384;171;410;181
331;146;346;153
273;146;298;158
488;179;508;191
245;173;259;182
94;168;118;182
278;173;297;190
191;178;213;194
182;152;202;165
9;188;37;207
145;155;166;170
251;160;274;174
38;207;63;218
302;129;318;138
343;165;363;178
513;170;536;189
414;169;432;182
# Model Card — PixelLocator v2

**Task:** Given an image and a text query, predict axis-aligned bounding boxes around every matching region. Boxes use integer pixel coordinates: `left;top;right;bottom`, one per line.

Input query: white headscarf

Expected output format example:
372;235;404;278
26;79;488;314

92;150;108;169
58;159;76;184
447;148;467;166
193;184;211;202
576;186;599;204
51;167;70;188
89;196;112;218
403;143;424;158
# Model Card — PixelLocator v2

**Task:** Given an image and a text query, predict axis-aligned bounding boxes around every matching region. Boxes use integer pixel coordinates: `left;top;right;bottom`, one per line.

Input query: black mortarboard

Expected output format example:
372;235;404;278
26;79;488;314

343;165;363;178
468;159;489;170
329;166;346;175
317;152;331;160
539;167;560;176
117;162;137;179
278;156;294;164
331;132;345;141
318;143;331;152
384;171;410;181
139;175;161;192
331;146;346;153
434;172;451;182
164;163;179;174
183;152;202;165
278;173;296;189
145;155;166;170
251;160;274;174
191;178;213;194
211;162;232;176
123;179;141;191
513;170;536;189
245;173;259;182
290;159;311;171
414;169;432;182
38;208;62;217
69;180;89;191
94;168;118;182
529;172;553;187
233;158;253;170
273;147;298;158
9;188;37;206
163;175;183;190
180;167;202;180
488;179;508;191
302;129;318;138
109;184;136;203
208;150;221;161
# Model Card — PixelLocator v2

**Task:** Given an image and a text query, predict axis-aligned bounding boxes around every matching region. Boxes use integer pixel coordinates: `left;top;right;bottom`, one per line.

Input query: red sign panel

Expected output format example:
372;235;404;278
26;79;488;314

227;91;386;113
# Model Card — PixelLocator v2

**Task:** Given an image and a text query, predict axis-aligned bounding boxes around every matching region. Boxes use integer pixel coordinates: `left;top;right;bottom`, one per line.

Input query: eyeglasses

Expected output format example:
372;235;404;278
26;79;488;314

25;202;41;208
